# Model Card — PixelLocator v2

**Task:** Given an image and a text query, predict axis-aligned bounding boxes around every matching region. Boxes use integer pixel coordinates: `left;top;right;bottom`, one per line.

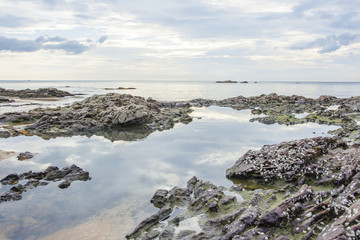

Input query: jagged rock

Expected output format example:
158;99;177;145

125;206;173;239
0;164;90;203
226;137;340;183
0;93;193;141
258;184;313;226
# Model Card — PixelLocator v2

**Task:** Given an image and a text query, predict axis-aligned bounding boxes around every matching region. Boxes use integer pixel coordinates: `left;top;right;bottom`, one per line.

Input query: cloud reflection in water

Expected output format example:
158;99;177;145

0;106;339;240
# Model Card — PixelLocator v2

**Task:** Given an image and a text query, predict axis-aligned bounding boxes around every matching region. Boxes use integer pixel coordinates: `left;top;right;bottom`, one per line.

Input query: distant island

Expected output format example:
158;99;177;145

215;80;249;83
104;87;136;90
215;80;237;83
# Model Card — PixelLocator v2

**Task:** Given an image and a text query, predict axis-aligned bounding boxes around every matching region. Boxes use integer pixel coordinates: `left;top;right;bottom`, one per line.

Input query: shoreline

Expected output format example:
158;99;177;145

1;88;360;239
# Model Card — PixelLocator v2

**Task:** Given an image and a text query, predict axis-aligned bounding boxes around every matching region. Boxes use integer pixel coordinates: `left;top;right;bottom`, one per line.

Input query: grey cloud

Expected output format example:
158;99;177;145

291;33;359;53
98;36;108;44
0;36;41;52
0;36;91;54
43;40;90;54
331;12;360;30
0;14;32;28
35;36;67;43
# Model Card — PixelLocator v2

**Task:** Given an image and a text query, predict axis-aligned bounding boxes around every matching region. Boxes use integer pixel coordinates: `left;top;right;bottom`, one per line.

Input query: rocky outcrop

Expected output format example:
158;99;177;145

0;93;192;141
0;87;73;98
225;137;344;183
189;93;360;144
0;164;91;203
127;137;360;239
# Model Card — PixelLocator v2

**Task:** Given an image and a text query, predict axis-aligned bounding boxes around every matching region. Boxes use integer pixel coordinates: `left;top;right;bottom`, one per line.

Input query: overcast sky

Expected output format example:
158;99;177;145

0;0;359;81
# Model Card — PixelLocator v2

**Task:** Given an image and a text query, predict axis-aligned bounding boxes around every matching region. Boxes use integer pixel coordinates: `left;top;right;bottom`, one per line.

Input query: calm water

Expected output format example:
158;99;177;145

0;80;358;240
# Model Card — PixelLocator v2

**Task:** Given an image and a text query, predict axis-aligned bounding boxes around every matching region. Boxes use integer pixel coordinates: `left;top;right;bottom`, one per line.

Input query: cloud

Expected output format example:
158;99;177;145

0;36;41;52
291;33;359;53
42;40;90;54
35;36;67;43
0;14;32;28
98;36;108;44
0;35;91;54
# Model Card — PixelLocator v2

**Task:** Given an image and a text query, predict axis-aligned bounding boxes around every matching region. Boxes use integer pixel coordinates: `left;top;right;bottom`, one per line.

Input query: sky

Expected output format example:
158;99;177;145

0;0;359;81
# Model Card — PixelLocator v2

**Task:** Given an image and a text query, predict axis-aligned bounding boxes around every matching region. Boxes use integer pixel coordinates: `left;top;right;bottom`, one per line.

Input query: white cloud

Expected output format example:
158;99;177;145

0;0;359;81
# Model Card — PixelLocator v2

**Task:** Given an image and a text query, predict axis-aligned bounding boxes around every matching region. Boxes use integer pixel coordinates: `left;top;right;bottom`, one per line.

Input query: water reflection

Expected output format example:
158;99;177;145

30;127;152;142
0;106;339;239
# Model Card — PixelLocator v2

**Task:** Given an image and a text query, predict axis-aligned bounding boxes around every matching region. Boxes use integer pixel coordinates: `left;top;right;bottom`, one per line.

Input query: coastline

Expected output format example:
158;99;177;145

1;86;360;239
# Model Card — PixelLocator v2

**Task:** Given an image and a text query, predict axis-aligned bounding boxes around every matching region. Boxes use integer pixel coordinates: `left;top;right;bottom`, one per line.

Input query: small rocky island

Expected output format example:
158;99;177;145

216;80;238;83
0;87;73;98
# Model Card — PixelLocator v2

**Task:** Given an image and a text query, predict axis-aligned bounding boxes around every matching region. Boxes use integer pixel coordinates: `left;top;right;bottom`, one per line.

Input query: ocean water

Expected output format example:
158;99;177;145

0;80;358;240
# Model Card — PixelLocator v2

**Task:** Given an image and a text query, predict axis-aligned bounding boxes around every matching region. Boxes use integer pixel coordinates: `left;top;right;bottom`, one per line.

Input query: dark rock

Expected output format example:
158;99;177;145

258;185;313;226
226;137;338;183
216;80;238;83
0;173;20;185
125;206;173;239
58;181;71;189
17;151;35;161
0;164;90;203
0;93;193;141
0;87;73;98
150;189;169;208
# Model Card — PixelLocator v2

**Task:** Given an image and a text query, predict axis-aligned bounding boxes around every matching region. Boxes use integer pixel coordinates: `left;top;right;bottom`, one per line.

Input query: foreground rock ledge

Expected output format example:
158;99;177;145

127;137;360;239
0;93;193;141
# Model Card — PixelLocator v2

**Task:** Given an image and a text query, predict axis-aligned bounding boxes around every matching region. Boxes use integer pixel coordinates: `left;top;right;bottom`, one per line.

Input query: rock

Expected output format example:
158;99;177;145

0;173;20;185
0;87;73;98
226;137;339;183
258;184;313;226
216;80;238;83
0;164;90;203
0;93;193;141
125;206;173;239
17;151;35;161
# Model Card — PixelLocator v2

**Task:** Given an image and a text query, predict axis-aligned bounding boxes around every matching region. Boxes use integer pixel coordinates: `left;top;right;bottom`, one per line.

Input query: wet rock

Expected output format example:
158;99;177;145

0;96;14;102
0;173;20;185
125;206;173;239
259;184;313;226
151;189;169;208
127;133;360;239
226;137;339;183
17;151;35;161
0;164;91;203
0;93;193;141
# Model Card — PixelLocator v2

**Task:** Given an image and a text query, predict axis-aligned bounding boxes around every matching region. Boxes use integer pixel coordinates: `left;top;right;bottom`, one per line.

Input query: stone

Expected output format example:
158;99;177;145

0;173;20;185
0;164;90;203
17;151;35;161
0;87;73;98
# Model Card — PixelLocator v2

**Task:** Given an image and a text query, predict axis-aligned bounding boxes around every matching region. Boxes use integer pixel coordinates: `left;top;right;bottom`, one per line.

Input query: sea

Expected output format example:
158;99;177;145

0;80;359;240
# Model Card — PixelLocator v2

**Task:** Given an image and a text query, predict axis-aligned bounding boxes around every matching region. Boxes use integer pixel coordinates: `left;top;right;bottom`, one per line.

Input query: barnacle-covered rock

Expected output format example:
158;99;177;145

225;137;340;183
